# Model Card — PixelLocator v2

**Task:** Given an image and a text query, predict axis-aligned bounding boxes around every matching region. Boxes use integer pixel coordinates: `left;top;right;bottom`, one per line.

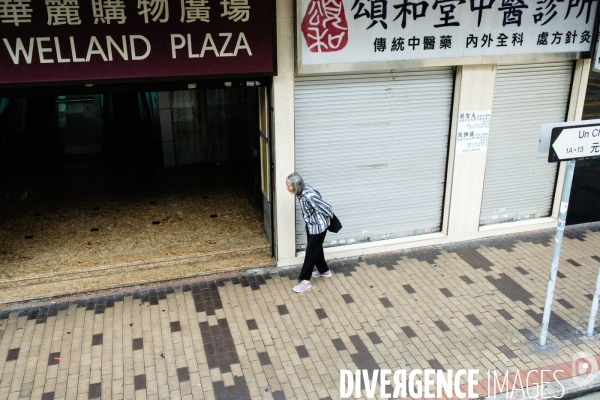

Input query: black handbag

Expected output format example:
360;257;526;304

327;214;342;233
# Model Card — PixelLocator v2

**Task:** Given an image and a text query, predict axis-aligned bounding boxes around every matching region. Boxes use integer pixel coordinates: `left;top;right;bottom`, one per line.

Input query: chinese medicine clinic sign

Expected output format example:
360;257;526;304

0;0;275;85
298;0;597;67
455;110;490;154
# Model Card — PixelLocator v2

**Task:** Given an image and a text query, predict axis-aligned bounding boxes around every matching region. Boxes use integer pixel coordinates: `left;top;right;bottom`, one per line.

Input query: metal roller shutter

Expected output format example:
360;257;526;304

294;68;454;250
480;62;573;226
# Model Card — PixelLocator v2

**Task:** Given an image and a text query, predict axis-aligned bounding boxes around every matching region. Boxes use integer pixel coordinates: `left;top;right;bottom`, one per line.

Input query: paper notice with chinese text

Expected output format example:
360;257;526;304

456;110;491;154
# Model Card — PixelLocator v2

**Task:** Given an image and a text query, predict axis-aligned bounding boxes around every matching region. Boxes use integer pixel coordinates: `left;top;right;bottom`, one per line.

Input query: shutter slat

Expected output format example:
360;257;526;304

295;67;454;249
480;62;572;225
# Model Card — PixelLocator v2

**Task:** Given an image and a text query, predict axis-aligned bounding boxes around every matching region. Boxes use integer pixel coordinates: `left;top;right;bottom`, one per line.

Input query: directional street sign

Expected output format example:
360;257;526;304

549;122;600;163
541;118;600;346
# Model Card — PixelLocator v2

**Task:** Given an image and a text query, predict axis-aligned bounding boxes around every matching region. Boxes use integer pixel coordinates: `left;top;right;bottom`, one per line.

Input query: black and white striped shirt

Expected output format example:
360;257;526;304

297;184;333;235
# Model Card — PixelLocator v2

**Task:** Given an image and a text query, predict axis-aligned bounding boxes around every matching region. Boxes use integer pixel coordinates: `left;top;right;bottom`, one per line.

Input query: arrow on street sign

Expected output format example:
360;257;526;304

549;123;600;163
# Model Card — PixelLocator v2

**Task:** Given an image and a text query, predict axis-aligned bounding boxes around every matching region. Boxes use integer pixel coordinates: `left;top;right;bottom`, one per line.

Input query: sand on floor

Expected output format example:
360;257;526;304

0;164;271;283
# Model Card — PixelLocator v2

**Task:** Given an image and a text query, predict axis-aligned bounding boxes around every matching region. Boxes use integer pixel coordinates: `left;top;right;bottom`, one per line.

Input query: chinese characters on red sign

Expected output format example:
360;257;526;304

301;0;349;52
0;0;252;26
0;0;275;85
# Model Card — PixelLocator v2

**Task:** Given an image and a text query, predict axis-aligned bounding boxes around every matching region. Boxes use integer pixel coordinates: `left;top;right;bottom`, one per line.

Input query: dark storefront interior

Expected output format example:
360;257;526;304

0;86;271;301
568;70;600;225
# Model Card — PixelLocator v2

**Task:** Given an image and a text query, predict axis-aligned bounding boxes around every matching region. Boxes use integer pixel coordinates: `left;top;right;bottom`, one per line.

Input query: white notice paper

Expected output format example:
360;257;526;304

456;111;491;154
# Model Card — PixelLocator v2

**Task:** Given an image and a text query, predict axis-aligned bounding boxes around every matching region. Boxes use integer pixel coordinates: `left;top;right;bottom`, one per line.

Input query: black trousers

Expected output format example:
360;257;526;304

298;227;329;281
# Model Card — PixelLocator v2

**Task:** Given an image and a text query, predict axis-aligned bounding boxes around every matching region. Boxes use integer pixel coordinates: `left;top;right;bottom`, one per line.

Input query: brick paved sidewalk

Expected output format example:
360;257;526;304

1;223;600;400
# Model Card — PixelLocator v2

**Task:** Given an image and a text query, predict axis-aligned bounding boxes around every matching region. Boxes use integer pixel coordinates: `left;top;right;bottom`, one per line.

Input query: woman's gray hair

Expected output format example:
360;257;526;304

286;172;305;195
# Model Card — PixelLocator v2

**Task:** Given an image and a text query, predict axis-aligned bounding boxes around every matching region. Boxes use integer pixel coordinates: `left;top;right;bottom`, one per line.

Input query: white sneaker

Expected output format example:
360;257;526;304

293;281;312;293
312;270;332;278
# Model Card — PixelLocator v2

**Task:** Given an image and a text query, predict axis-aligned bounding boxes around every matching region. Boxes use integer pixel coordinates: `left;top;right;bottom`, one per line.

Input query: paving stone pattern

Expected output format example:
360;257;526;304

1;224;600;399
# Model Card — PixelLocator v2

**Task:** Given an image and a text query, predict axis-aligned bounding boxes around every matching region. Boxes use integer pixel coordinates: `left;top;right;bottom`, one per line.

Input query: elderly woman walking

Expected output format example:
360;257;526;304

286;172;333;293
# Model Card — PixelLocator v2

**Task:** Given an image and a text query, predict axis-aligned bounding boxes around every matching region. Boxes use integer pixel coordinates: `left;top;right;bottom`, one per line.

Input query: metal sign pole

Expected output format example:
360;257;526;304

539;159;576;347
586;266;600;338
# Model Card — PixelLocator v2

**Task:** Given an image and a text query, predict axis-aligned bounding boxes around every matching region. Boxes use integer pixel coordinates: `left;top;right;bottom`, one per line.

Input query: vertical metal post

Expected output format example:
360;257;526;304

586;266;600;338
539;159;576;347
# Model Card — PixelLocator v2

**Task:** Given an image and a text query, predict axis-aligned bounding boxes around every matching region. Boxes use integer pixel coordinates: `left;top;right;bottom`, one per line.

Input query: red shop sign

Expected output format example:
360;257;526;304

0;0;275;85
